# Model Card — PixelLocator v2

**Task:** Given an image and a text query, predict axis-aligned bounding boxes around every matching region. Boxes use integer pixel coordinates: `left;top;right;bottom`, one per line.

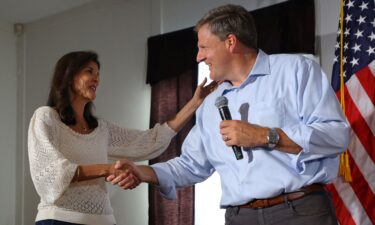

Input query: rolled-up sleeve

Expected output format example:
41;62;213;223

281;59;350;173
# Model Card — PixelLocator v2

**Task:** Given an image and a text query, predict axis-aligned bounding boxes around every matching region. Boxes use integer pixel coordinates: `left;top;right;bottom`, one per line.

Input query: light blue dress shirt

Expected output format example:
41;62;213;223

152;50;349;207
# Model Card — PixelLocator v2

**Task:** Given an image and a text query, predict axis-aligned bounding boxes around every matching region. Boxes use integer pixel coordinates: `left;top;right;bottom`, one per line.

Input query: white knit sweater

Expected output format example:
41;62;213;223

28;106;176;225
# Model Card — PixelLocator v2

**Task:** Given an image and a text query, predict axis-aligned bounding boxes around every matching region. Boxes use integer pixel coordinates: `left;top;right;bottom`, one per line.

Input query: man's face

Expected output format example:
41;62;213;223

196;24;230;82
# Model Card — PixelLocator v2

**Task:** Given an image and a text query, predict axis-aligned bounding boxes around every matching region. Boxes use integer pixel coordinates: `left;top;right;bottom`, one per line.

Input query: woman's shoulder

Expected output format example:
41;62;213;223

98;119;121;132
32;106;60;122
34;106;56;115
97;118;112;133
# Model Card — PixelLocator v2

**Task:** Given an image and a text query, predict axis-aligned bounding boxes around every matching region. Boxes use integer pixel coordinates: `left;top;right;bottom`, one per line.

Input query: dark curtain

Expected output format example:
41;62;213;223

147;0;315;85
148;70;197;225
147;27;197;85
251;0;315;54
147;0;315;225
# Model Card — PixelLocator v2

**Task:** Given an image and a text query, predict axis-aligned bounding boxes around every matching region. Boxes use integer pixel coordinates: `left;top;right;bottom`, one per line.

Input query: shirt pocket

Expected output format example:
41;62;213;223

249;98;286;128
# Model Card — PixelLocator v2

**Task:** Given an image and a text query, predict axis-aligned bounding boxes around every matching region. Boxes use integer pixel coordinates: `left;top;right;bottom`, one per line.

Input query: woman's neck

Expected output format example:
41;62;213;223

71;98;87;118
70;99;91;133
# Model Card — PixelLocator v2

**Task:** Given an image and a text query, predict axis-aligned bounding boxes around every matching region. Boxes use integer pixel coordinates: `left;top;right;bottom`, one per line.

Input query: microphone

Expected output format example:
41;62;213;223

215;96;243;160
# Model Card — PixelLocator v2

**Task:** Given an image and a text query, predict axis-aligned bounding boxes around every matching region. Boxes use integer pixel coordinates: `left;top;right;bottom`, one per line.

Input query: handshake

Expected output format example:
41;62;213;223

105;159;156;190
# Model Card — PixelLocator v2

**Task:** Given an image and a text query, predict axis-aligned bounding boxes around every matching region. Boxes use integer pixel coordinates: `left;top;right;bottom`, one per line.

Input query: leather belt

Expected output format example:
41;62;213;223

238;183;324;209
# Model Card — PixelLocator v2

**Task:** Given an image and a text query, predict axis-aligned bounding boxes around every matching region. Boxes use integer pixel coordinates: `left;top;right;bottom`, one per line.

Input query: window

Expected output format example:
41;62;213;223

195;62;225;225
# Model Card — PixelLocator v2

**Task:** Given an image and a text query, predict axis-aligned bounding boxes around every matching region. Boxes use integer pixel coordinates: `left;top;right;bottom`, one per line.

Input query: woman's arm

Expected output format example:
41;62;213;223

28;107;80;203
72;163;139;186
107;79;218;161
72;164;111;182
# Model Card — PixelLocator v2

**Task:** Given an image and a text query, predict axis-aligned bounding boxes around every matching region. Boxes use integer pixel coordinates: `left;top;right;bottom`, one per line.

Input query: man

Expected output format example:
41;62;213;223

110;4;349;225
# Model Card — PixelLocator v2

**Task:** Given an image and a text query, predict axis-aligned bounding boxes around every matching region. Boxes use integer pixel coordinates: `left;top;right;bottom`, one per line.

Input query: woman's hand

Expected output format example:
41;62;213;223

166;78;220;132
192;78;219;105
107;159;141;189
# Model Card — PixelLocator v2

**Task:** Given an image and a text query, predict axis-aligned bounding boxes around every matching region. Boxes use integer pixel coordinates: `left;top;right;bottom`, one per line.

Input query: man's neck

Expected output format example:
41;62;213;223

230;49;258;86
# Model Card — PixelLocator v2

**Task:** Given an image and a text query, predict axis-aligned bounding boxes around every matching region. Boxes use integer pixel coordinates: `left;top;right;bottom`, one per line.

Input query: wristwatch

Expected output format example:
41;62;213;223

267;128;279;149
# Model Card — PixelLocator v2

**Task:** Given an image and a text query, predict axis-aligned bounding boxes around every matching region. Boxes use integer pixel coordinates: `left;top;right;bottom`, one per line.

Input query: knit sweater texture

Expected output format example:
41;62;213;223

28;106;176;225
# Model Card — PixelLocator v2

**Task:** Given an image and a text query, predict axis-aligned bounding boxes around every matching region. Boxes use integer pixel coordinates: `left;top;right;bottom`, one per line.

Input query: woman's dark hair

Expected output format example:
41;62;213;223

47;51;100;129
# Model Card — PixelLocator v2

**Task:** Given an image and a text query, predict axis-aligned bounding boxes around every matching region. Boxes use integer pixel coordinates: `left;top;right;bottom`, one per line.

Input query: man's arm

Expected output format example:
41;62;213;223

219;120;302;154
108;124;215;193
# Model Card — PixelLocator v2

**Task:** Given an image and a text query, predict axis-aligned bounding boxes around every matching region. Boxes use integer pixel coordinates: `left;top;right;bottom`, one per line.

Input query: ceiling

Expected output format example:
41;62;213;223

0;0;93;24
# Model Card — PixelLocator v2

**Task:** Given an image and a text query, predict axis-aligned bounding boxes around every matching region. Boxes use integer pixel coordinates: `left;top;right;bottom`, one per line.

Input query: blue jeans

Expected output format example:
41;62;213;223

36;220;83;225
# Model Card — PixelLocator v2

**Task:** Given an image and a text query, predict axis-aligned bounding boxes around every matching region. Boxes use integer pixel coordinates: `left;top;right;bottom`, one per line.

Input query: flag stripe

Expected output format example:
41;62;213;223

369;61;375;77
333;179;372;225
346;72;375;136
347;151;375;222
343;86;375;160
326;184;356;225
348;129;375;195
354;62;375;105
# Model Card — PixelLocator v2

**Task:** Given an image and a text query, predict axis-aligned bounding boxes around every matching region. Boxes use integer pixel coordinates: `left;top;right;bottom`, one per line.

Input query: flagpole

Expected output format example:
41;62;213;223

338;0;352;182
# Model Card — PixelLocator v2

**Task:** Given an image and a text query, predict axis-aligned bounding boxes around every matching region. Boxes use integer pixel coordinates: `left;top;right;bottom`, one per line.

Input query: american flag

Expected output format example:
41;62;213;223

327;0;375;225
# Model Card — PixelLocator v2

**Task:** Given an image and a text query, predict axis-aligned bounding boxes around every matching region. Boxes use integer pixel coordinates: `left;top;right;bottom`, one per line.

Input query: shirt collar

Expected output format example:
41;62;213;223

218;49;271;95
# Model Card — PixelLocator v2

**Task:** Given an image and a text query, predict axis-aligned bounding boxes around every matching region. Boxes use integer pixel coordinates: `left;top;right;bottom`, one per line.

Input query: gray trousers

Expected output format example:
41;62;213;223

225;190;338;225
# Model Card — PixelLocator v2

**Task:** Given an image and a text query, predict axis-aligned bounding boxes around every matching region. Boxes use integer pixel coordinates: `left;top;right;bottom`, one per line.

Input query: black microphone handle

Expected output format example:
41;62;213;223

232;146;243;160
218;107;232;120
218;106;244;160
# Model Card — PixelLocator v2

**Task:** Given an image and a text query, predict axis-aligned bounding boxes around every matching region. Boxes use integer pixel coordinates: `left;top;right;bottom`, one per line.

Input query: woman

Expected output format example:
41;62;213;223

28;51;217;225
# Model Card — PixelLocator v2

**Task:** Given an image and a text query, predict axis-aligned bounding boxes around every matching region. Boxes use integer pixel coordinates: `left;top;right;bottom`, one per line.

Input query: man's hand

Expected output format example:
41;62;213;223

106;159;141;189
107;159;159;189
220;120;302;154
219;120;268;148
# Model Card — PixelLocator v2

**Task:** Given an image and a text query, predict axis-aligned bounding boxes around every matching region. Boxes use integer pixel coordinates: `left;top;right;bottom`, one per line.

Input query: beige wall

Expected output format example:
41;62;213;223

0;20;17;225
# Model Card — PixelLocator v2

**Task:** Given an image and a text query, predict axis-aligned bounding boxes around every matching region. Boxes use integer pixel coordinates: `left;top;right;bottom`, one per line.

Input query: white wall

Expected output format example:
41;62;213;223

7;0;341;225
315;0;341;81
0;20;17;225
160;0;288;33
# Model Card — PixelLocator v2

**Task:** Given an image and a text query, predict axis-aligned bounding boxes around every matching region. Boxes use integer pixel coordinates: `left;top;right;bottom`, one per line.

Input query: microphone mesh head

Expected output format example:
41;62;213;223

215;96;228;108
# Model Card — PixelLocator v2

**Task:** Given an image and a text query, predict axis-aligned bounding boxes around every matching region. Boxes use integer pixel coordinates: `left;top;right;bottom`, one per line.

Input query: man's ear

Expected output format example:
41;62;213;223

225;34;236;52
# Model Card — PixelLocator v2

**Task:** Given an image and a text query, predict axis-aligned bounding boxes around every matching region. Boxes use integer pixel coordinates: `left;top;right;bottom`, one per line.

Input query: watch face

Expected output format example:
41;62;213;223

268;128;279;149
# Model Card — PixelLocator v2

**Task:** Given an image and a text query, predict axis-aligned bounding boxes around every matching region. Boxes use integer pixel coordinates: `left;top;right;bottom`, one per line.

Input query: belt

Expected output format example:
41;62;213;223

238;183;324;209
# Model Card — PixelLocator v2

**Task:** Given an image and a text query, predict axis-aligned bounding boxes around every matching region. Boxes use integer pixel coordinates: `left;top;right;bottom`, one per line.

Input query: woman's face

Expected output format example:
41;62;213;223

71;61;100;103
